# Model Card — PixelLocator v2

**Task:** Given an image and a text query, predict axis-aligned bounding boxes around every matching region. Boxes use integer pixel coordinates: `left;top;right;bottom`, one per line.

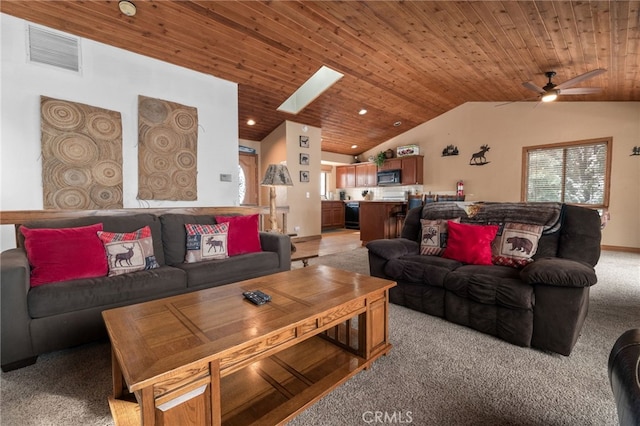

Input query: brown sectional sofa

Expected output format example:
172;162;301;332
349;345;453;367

367;202;601;356
608;328;640;426
1;211;291;372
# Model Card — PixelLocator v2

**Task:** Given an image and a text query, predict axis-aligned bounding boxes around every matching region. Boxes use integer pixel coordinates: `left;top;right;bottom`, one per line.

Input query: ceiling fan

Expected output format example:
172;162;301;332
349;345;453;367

522;68;607;102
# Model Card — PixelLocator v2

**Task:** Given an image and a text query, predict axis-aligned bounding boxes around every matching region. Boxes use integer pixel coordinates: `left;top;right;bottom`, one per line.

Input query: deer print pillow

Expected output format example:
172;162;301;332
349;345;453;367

98;226;159;276
491;222;543;268
184;222;229;263
420;218;460;256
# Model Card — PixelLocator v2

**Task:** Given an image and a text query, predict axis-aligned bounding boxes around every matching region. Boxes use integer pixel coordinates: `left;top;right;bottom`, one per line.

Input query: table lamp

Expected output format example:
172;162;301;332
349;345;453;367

261;164;293;232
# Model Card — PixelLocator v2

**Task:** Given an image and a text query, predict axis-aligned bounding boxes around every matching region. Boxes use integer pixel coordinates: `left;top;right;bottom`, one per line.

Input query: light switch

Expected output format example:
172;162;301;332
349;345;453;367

220;174;232;182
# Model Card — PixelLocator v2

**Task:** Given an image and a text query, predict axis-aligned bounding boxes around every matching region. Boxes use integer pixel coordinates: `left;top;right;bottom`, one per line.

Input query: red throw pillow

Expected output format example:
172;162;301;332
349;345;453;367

442;221;499;265
20;223;108;286
214;214;262;256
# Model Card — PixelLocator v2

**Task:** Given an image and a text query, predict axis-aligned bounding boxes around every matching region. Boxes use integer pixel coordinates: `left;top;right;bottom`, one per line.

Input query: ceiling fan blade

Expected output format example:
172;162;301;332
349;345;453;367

555;68;607;90
495;95;540;107
522;81;545;94
559;87;603;95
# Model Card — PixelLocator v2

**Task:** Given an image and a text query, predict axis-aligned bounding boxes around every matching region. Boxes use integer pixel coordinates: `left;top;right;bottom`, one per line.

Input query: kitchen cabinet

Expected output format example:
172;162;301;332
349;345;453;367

355;163;377;187
337;155;423;188
322;201;345;229
337;163;375;188
379;158;401;171
336;165;355;188
379;155;423;184
359;201;406;244
400;155;424;184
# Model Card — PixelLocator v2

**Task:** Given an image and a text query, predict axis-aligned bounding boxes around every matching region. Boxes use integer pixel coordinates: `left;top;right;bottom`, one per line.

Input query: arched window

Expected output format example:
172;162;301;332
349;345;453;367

238;164;246;205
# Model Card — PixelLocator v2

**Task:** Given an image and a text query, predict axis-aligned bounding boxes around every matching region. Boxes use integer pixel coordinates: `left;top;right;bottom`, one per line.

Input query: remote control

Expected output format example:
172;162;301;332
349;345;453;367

243;290;271;305
252;290;271;302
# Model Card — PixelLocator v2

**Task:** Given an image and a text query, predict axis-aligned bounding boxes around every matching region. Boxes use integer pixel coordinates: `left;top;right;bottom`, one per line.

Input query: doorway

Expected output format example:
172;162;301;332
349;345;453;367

239;152;258;205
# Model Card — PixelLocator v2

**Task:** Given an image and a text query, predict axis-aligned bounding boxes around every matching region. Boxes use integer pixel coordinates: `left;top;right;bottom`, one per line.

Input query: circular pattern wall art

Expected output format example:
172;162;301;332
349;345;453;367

137;95;198;201
40;96;123;209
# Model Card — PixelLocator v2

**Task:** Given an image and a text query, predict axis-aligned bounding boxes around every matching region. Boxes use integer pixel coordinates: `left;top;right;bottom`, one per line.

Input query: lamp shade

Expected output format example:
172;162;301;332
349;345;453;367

261;164;294;186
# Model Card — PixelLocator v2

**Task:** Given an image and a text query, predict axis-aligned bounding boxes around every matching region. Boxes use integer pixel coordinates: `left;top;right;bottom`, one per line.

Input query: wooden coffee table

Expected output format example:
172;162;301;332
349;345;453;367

102;265;396;425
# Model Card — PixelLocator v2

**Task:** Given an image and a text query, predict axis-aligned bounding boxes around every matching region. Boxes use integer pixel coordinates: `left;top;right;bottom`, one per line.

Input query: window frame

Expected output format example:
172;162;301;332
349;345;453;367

320;171;328;198
521;137;612;208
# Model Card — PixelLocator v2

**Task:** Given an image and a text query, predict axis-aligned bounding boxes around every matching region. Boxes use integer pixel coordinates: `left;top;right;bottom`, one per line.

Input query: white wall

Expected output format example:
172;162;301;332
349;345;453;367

1;14;239;250
363;102;640;249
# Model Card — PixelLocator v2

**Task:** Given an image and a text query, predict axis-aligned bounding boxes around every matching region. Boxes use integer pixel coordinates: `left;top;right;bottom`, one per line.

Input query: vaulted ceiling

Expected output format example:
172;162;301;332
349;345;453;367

2;1;638;155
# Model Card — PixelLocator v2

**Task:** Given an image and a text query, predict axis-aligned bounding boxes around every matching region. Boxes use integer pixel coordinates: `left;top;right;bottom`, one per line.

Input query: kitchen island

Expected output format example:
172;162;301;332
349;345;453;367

359;201;407;244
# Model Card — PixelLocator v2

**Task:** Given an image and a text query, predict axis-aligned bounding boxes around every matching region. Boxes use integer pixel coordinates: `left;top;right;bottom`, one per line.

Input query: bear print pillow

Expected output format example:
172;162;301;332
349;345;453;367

491;222;543;268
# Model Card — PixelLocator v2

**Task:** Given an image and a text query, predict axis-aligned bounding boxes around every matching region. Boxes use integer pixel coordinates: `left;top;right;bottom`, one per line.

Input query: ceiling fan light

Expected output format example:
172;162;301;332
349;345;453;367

541;90;558;102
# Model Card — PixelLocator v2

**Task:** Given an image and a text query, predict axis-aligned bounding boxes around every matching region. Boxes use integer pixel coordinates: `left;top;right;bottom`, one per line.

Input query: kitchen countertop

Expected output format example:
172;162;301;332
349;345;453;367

358;200;407;203
322;199;408;203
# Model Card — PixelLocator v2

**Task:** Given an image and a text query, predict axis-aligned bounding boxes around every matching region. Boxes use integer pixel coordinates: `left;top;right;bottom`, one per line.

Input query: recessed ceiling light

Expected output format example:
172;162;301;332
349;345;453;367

247;119;256;126
351;144;358;149
358;109;367;115
118;0;137;16
394;121;402;127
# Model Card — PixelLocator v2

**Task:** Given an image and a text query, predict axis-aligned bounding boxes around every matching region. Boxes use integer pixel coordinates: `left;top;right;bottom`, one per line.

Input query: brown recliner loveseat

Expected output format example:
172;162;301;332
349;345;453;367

608;328;640;426
367;202;601;356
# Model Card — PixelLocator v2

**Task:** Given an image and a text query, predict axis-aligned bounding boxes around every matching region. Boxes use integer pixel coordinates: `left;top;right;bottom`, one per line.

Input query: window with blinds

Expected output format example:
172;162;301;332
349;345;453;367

522;138;611;208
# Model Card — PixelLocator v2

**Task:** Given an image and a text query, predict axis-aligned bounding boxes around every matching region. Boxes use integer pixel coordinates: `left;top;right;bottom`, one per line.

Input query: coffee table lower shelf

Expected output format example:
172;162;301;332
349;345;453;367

108;335;390;426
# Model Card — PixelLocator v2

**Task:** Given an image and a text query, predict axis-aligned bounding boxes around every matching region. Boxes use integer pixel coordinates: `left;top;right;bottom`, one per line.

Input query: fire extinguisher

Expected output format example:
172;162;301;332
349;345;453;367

456;180;464;196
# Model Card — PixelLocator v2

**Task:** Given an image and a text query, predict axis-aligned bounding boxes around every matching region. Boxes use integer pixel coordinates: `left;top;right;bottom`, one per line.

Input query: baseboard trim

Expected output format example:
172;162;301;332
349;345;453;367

292;234;321;243
601;245;640;253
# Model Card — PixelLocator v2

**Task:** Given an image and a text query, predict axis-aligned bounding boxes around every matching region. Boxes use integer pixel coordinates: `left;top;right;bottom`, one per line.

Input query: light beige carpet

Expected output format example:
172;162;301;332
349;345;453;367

1;249;638;425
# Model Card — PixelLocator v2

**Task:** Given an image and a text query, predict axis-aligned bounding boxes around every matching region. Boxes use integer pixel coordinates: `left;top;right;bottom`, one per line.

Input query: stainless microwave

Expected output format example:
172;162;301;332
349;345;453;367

377;169;401;185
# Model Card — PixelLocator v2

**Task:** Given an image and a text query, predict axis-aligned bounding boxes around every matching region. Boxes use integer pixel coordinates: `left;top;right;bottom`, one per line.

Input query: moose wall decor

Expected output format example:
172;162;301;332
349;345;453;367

469;145;490;166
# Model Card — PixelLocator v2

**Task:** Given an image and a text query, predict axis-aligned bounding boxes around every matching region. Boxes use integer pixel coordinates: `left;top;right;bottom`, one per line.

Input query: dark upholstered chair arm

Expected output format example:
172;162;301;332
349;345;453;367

259;232;291;271
520;257;597;288
1;249;36;370
608;329;640;426
366;238;419;261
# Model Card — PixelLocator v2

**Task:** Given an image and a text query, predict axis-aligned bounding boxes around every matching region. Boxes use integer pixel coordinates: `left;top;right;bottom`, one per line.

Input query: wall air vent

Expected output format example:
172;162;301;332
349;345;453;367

27;25;81;72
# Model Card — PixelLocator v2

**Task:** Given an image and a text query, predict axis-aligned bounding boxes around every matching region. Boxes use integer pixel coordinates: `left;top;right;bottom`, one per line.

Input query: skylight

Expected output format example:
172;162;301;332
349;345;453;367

277;65;343;114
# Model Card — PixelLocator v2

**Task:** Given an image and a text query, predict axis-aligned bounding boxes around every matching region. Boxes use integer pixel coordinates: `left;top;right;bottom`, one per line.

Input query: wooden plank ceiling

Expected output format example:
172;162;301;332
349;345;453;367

1;1;638;155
